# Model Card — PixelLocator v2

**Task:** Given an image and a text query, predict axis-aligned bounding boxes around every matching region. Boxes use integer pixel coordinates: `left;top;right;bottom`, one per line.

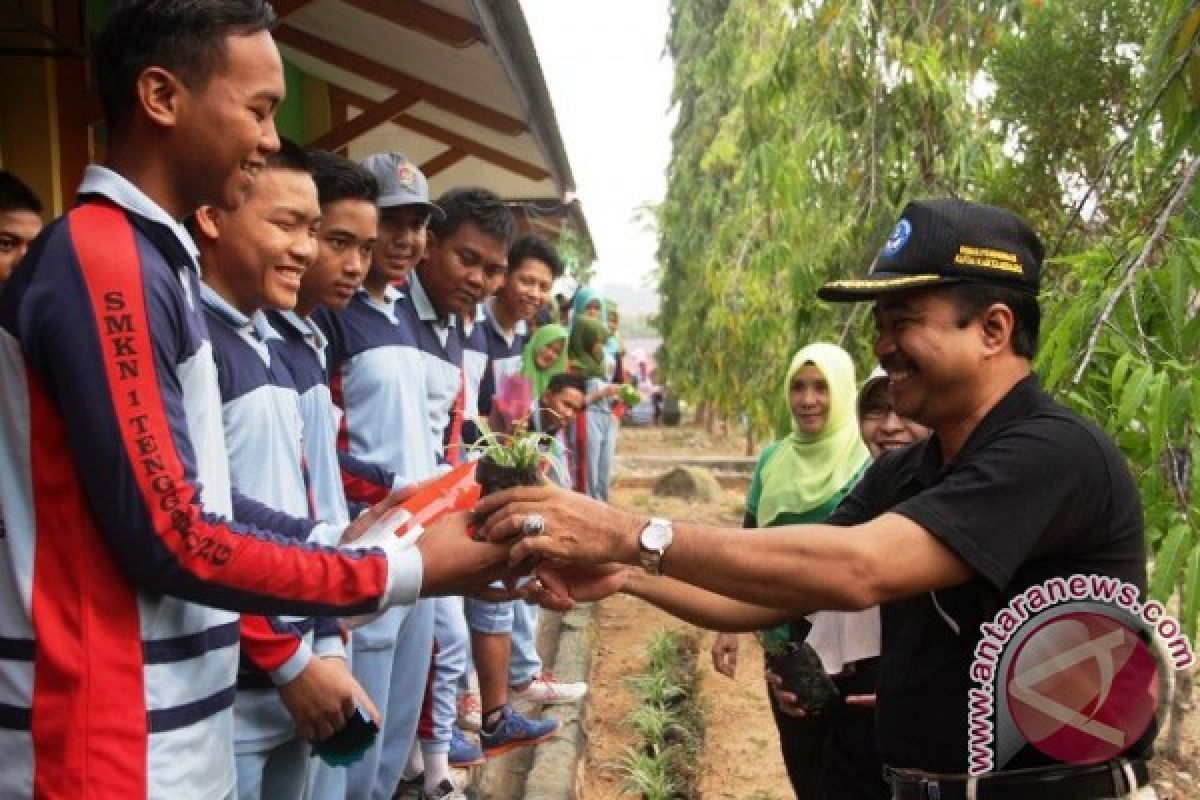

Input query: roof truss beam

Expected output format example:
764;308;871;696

276;25;526;136
420;147;468;178
306;90;418;151
342;0;480;48
331;86;550;183
273;0;480;48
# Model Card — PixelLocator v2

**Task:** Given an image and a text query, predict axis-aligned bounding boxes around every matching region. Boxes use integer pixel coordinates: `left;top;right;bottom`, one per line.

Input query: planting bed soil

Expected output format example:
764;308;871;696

578;476;793;800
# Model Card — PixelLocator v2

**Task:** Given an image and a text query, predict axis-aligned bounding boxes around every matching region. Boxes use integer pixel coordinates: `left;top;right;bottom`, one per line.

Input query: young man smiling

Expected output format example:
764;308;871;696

268;151;402;530
262;146;389;800
0;4;511;795
314;151;445;800
532;372;587;487
462;235;586;754
362;152;435;294
472;234;562;426
195;139;380;800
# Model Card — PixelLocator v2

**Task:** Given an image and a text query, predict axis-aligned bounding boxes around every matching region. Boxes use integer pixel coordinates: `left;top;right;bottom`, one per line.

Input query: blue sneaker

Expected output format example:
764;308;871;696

479;704;559;757
448;726;485;768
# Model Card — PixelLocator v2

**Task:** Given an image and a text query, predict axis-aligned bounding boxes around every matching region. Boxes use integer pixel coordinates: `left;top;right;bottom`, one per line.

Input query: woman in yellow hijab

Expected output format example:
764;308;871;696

751;343;869;528
712;342;881;800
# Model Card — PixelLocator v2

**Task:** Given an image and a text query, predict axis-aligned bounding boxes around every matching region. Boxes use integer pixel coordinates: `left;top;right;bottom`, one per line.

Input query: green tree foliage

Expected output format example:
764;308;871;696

657;0;1200;642
555;226;597;285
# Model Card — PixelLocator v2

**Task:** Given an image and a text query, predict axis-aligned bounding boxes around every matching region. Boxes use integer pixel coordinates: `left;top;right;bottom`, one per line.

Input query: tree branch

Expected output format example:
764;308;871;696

1050;29;1200;257
1071;157;1200;385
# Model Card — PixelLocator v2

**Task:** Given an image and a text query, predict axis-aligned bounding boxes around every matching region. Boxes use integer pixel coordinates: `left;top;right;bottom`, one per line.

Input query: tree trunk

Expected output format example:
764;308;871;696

1164;666;1195;764
745;425;756;457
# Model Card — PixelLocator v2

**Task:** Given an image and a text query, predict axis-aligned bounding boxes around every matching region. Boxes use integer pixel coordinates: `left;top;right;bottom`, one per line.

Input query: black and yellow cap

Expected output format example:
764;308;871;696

818;198;1044;303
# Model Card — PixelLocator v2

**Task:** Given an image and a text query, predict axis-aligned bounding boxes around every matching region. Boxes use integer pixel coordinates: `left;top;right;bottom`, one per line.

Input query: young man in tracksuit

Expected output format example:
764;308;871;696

269;151;400;528
195;140;379;799
0;3;513;797
264;149;398;800
463;235;586;751
317;151;444;800
408;190;560;799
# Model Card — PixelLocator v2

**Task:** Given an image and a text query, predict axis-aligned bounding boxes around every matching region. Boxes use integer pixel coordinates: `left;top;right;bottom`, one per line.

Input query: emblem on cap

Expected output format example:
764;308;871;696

396;161;419;192
881;218;912;258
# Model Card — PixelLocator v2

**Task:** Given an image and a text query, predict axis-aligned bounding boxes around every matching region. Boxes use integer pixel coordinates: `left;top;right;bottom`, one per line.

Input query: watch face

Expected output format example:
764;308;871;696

641;520;672;550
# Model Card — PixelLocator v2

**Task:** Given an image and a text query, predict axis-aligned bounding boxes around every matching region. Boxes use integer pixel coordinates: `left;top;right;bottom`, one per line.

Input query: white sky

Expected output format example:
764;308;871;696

520;1;675;296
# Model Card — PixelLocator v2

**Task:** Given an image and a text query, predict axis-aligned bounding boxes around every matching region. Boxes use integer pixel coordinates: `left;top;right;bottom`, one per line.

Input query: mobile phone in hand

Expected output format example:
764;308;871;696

311;706;379;767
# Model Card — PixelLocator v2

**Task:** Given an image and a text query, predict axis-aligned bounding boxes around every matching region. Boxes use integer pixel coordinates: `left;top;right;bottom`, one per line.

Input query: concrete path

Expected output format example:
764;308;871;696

469;603;596;800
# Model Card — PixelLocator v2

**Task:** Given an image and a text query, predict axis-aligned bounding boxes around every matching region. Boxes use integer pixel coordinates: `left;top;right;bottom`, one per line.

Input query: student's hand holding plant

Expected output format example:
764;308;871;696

415;510;518;596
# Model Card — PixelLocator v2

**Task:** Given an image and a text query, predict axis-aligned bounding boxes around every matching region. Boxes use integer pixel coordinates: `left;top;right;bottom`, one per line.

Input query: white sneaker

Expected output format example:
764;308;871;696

509;672;588;704
456;691;482;732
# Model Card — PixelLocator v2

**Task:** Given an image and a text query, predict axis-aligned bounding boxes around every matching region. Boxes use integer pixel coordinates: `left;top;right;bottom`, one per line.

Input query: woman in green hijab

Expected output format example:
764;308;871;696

569;286;606;325
751;342;869;527
711;342;881;800
521;323;569;402
567;315;620;499
567;316;610;380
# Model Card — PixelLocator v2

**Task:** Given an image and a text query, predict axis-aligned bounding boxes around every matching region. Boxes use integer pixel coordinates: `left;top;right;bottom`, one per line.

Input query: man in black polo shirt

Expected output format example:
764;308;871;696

475;199;1160;799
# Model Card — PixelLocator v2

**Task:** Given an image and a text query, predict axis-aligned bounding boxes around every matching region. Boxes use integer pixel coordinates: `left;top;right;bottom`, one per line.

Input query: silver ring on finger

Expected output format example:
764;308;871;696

521;513;546;537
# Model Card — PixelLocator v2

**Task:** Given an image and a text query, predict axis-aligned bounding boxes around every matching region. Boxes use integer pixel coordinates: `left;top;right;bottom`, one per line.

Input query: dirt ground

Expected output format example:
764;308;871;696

616;420;755;459
577;423;1199;799
579;478;793;800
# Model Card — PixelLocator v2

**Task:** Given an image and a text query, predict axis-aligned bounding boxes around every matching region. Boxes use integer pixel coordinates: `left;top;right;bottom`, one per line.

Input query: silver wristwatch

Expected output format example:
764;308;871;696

637;517;674;576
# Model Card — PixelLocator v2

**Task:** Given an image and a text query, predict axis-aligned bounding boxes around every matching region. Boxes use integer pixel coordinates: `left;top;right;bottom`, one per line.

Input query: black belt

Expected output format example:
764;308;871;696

887;758;1149;800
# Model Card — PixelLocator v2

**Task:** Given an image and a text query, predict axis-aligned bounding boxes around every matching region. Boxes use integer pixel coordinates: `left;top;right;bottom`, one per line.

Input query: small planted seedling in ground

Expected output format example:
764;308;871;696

627;669;686;709
621;746;677;800
629;703;674;749
646;629;681;673
621;628;705;799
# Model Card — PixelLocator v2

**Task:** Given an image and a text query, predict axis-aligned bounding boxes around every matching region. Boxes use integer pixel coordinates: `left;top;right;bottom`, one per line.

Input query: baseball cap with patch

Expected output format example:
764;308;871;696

360;152;444;219
818;198;1043;302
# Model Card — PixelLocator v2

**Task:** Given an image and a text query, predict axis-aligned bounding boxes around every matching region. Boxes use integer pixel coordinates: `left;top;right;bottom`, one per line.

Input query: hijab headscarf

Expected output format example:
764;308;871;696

521;324;569;399
570;286;607;327
757;342;870;527
568;316;610;379
604;297;621;357
857;367;890;422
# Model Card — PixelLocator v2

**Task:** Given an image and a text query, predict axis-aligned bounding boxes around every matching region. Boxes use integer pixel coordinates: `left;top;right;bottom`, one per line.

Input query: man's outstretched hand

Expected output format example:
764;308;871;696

474;485;644;568
521;562;631;610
